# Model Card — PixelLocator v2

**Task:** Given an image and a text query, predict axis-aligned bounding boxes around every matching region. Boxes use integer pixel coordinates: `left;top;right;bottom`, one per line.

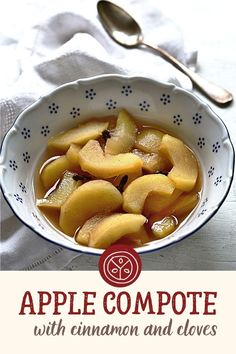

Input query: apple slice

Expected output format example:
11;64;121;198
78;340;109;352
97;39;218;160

111;169;142;191
37;171;82;210
121;225;151;246
40;155;71;190
105;109;137;154
159;134;199;192
77;215;150;247
115;237;143;248
47;120;109;154
59;180;122;236
88;213;147;249
167;192;199;218
150;216;177;239
76;214;107;246
144;189;182;216
135;128;164;153
65;143;81;167
78;140;143;178
132;149;171;173
123;174;175;214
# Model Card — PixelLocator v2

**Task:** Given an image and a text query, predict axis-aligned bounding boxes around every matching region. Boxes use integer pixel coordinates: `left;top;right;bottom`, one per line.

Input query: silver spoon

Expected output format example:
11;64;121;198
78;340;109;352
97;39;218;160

97;0;233;105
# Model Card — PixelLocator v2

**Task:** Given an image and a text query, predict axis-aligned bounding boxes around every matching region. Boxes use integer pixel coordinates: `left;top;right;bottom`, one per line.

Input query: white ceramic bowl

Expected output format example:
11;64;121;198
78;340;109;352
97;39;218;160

0;75;234;255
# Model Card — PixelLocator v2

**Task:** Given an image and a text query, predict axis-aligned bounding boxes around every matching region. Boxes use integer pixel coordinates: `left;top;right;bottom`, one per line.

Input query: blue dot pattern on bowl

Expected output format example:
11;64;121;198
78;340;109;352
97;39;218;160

214;176;222;186
19;182;27;193
85;89;96;100
192;113;202;124
212;141;221;153
208;166;215;177
160;93;171;105
23;152;30;163
32;212;45;230
21;128;31;139
38;223;45;230
32;212;40;222
49;103;59;114
197;137;205;148
173;114;183;125
198;197;208;217
198;208;207;217
201;197;208;208
70;107;80;118
9;160;18;171
41;125;50;137
14;193;23;203
106;99;117;110
121;85;132;96
139;100;150;111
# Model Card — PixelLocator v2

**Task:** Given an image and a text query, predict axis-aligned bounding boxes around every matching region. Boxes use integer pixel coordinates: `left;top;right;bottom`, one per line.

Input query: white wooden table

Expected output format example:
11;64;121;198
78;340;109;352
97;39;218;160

1;0;235;270
63;0;236;270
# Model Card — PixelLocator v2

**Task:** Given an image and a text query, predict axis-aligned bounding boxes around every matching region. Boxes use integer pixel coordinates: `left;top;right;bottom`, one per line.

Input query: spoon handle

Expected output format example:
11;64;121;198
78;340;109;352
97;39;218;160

143;42;233;105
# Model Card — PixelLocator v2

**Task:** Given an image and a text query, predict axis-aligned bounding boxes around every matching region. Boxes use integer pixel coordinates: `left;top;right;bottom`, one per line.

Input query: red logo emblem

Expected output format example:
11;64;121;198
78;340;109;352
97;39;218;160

99;245;142;287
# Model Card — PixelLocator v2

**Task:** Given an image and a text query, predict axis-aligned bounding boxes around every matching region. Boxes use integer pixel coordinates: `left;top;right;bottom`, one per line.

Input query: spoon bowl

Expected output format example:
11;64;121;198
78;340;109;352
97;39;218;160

98;0;142;47
97;0;233;105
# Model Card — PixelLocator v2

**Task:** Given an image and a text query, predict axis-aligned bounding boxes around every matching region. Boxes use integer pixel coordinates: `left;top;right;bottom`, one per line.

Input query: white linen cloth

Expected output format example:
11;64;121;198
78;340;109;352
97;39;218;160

0;0;197;270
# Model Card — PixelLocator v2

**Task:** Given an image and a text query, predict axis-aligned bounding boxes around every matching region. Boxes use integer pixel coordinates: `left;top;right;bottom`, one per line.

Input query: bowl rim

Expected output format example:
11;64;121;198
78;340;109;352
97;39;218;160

0;74;235;256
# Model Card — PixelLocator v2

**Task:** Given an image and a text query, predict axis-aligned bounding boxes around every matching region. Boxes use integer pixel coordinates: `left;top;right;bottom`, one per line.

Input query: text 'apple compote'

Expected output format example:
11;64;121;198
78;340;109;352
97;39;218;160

35;110;201;249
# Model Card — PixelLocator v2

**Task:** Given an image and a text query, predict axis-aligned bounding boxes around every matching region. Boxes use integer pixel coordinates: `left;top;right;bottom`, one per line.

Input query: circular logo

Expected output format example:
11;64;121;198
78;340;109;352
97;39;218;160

99;244;142;287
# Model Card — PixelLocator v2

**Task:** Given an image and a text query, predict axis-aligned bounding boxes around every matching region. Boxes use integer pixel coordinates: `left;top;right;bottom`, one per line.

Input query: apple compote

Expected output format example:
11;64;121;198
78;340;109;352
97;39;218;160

35;109;201;249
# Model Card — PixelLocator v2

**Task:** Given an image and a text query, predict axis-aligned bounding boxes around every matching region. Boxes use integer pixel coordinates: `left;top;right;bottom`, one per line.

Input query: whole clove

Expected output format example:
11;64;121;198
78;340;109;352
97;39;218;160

72;174;92;182
102;129;111;142
117;175;128;193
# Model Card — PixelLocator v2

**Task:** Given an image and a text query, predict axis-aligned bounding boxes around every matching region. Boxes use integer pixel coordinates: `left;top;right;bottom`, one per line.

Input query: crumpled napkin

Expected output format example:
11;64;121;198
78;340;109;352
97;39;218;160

0;0;197;270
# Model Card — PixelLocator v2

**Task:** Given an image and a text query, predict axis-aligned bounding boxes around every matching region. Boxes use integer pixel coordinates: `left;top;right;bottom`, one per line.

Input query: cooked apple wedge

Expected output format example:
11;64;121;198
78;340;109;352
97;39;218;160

167;192;199;218
115;237;143;248
40;155;71;190
132;149;171;173
121;225;151;246
76;214;107;246
111;169;142;191
123;174;175;214
66;143;81;167
78;140;143;178
59;180;122;236
88;213;147;249
150;216;177;239
47;120;109;154
135;128;164;153
159;134;199;192
37;171;82;211
132;149;159;172
105;109;137;154
144;189;182;216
